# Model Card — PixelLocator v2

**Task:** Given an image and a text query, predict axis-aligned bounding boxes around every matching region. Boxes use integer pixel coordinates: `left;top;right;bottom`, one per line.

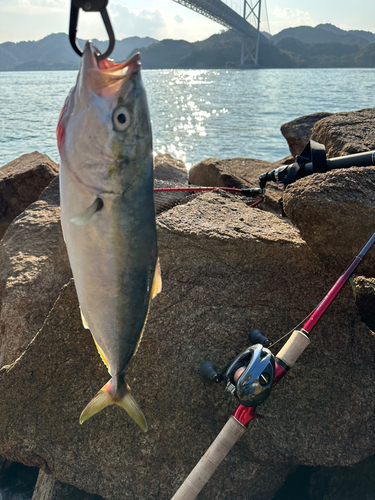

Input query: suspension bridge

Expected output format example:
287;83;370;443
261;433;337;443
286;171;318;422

172;0;271;66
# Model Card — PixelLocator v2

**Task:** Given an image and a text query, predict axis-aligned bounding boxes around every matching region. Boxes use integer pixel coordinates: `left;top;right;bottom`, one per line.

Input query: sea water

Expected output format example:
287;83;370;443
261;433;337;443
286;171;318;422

1;68;375;169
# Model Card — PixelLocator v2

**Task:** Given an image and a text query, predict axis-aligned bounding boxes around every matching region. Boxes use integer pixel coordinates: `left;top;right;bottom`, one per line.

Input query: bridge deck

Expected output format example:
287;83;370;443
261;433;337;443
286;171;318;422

173;0;270;43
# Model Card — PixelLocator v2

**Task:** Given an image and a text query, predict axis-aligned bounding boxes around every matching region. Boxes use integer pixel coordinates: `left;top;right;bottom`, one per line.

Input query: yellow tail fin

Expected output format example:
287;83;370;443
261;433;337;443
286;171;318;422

79;379;147;432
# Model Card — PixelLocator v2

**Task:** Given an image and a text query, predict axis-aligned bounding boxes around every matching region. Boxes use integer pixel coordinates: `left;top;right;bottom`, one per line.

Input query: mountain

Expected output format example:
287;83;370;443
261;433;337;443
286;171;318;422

0;33;157;71
129;30;295;69
3;24;375;70
273;23;375;47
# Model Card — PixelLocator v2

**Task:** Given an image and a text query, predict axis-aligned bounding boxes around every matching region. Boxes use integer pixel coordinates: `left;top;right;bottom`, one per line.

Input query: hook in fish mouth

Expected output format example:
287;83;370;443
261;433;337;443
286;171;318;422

84;41;141;75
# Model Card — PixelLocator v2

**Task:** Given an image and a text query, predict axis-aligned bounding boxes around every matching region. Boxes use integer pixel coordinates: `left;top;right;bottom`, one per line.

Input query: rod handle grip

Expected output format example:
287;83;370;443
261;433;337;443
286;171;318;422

276;330;310;368
171;416;246;500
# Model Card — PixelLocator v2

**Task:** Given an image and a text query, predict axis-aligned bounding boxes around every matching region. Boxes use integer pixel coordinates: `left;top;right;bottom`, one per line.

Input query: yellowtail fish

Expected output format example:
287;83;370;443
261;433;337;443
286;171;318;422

57;42;161;431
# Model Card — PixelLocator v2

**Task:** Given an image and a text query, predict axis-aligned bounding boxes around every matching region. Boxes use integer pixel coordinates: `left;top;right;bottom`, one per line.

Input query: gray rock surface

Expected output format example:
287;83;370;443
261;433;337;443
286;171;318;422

32;470;103;500
0;152;58;240
0;190;374;499
280;112;332;158
0;177;72;367
311;108;375;158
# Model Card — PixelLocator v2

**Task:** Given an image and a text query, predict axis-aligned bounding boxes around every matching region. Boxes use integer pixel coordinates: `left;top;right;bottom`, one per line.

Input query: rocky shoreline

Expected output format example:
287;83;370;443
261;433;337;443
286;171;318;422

0;109;375;499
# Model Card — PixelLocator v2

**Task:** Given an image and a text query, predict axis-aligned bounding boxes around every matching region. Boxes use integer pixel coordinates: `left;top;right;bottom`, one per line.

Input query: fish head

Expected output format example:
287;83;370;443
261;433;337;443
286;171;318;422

57;42;152;195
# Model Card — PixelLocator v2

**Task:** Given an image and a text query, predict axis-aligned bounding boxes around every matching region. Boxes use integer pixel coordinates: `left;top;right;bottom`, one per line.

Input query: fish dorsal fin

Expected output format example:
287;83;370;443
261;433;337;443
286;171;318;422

151;258;162;299
80;309;90;329
71;198;103;227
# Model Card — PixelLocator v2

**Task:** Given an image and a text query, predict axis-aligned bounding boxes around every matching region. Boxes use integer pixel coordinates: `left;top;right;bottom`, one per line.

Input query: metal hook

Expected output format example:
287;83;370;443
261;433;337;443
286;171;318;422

69;0;115;61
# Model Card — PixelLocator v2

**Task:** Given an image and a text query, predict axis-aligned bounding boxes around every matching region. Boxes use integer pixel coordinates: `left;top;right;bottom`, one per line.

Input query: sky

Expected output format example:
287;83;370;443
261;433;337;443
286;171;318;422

1;0;375;44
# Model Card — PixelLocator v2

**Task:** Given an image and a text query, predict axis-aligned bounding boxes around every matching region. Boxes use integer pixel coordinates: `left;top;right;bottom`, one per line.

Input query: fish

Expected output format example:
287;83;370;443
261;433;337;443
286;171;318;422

56;42;161;432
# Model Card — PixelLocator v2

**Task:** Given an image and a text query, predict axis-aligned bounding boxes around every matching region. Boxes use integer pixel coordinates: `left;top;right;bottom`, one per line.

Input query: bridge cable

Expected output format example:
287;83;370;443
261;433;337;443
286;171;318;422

264;0;272;35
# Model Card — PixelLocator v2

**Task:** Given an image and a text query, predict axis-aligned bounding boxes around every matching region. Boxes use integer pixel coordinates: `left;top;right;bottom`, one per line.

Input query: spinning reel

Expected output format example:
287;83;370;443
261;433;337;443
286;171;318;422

199;329;276;408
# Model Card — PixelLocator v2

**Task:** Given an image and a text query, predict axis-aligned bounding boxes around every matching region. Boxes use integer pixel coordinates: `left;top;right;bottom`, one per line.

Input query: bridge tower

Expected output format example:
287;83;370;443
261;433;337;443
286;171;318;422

241;0;262;67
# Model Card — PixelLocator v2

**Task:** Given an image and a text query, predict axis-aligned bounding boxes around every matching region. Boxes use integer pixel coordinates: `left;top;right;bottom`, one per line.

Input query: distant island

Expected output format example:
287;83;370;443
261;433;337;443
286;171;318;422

2;23;375;70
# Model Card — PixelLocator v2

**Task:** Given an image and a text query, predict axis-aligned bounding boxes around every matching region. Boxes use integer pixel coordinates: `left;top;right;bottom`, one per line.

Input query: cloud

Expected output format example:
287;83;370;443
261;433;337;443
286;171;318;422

270;7;314;33
174;14;183;24
1;0;67;13
273;7;313;25
109;3;166;39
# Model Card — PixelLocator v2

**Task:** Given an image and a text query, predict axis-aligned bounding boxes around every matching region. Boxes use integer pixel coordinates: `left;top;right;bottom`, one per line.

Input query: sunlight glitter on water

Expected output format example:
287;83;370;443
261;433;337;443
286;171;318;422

2;68;375;168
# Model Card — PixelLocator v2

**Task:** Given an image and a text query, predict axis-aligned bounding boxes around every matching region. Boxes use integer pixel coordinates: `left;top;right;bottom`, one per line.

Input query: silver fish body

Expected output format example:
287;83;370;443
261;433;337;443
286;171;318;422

57;43;160;431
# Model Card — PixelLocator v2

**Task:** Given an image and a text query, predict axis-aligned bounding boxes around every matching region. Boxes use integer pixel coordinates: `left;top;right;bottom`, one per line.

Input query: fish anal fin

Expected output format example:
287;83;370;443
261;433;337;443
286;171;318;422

93;337;110;369
151;258;162;299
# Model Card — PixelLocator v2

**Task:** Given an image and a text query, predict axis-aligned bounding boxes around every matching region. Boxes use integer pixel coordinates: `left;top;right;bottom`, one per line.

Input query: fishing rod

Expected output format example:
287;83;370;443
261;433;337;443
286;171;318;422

259;139;375;191
171;231;375;500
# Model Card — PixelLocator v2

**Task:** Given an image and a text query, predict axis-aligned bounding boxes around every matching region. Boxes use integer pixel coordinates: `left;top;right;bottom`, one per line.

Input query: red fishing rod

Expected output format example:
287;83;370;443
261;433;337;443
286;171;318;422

171;231;375;500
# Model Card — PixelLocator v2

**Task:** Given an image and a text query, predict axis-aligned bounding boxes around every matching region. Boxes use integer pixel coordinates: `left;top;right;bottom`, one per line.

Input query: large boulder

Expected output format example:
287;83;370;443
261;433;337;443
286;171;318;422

311;108;375;158
188;157;289;213
0;177;72;367
282;166;375;273
154;154;187;184
280;112;332;158
0;152;58;240
0;190;374;500
32;470;103;500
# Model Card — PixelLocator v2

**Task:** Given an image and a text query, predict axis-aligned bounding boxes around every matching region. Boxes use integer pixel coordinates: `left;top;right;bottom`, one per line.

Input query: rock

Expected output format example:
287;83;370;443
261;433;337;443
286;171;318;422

32;470;103;500
0;191;375;499
273;454;375;500
281;112;332;158
0;461;38;500
154;154;187;183
311;108;375;158
188;157;285;213
0;152;59;240
154;179;197;215
0;177;72;367
307;454;375;500
282;166;375;272
352;276;375;331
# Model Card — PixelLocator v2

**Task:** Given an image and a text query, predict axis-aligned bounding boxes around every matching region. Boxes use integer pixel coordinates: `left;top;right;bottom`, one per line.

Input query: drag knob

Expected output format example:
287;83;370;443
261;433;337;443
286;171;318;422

199;361;219;382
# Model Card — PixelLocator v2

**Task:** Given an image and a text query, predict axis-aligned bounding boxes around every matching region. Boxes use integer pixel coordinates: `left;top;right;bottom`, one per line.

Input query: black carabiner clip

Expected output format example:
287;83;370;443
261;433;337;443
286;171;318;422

69;0;115;61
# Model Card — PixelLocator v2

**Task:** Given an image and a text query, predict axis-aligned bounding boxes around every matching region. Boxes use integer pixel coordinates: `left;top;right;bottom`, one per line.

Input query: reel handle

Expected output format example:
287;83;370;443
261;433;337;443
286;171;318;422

199;361;219;382
248;329;270;347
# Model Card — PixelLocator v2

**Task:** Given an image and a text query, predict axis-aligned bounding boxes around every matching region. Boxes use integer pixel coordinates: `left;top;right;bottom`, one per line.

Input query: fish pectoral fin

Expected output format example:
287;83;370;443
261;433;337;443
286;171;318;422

79;379;148;432
116;391;148;432
71;197;103;227
151;258;162;299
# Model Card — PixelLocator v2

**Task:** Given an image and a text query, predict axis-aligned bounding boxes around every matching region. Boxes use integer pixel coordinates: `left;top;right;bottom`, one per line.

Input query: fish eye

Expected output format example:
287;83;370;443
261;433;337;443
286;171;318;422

113;106;130;132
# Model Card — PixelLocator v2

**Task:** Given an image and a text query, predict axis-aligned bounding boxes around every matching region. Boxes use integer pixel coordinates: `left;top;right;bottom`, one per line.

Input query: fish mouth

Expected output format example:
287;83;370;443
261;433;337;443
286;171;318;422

82;41;141;97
